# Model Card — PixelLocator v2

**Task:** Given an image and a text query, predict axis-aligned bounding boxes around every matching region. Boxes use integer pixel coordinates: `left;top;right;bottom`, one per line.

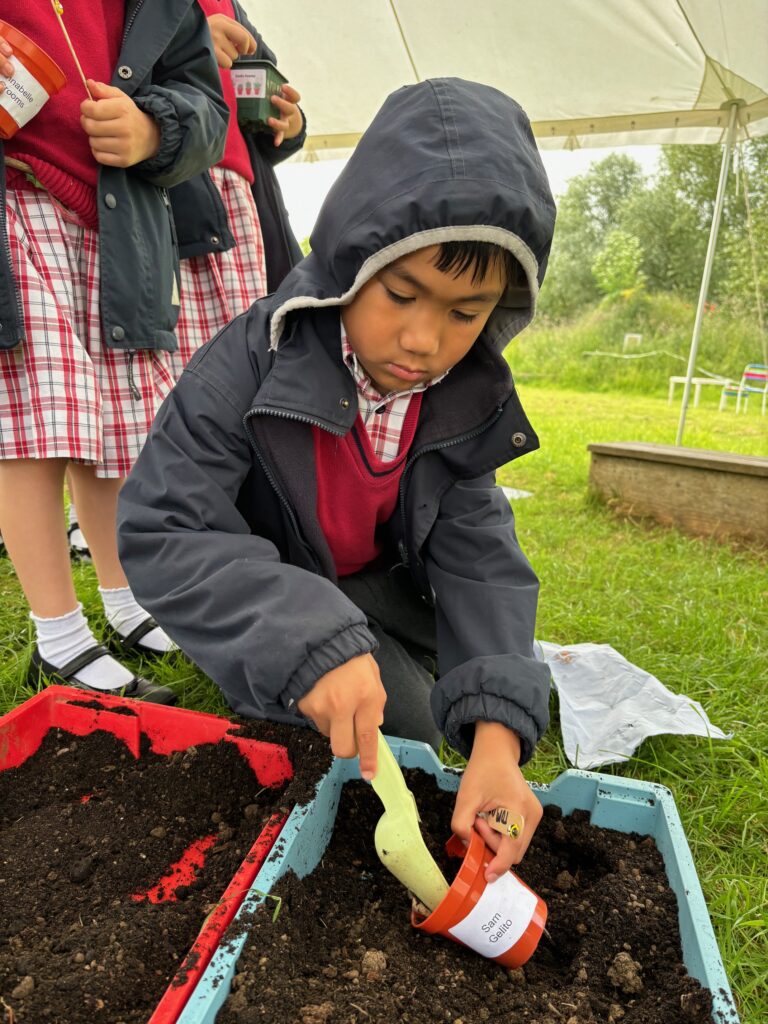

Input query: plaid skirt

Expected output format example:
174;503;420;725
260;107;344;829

168;166;267;381
0;188;175;478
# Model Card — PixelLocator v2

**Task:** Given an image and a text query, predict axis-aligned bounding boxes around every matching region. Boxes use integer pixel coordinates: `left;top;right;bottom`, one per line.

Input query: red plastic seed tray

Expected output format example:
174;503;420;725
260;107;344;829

0;685;294;1024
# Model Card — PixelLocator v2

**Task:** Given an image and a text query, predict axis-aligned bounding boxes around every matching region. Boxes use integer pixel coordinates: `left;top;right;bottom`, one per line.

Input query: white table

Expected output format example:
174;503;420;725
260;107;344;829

667;376;733;406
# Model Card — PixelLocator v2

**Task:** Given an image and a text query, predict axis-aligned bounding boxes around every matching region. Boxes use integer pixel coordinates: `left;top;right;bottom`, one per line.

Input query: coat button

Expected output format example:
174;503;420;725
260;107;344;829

117;65;133;79
210;235;221;245
511;431;527;447
104;193;117;209
339;397;350;409
111;326;125;342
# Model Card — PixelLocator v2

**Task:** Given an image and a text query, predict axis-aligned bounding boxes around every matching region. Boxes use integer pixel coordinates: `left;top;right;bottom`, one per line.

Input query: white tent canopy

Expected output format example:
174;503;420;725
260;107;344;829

244;0;768;158
243;0;766;443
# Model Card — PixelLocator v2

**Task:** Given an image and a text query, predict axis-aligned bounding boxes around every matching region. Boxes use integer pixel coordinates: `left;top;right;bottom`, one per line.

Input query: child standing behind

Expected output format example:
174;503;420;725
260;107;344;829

167;0;305;381
0;1;227;701
65;1;305;557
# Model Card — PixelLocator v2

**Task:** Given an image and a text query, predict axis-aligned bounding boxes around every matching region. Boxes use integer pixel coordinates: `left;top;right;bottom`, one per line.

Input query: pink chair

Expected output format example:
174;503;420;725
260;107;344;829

719;364;768;414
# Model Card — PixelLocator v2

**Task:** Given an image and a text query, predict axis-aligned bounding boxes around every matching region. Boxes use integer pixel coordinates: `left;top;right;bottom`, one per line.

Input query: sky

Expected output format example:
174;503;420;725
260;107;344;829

275;145;661;243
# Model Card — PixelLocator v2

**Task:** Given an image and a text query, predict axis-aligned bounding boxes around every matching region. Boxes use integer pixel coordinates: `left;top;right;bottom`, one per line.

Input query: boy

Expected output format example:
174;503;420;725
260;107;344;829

118;79;556;878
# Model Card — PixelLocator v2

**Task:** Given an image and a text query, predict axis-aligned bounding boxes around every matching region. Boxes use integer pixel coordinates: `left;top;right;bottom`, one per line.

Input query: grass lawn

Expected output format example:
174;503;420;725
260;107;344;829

0;387;766;1021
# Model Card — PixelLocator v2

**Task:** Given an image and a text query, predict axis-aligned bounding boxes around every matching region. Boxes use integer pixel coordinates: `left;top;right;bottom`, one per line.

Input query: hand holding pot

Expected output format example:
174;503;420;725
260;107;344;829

297;653;386;781
452;721;543;881
267;83;302;147
0;37;14;88
80;79;160;167
207;14;257;69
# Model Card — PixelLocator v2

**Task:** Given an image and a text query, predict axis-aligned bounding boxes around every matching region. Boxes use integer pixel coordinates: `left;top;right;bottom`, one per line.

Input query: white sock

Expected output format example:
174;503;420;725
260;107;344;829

99;586;177;653
31;605;135;690
68;502;78;528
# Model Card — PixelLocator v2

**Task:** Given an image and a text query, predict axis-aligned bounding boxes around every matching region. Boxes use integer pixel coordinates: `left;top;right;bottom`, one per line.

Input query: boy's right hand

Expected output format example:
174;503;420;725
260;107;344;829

297;654;386;781
207;14;257;69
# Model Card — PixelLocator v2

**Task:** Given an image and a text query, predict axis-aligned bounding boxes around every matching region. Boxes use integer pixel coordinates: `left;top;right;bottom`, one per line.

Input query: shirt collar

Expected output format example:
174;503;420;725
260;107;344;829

340;318;448;405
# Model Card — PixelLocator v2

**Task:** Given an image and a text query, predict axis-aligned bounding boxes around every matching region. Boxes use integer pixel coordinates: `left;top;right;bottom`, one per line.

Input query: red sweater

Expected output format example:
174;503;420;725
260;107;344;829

6;3;124;228
313;396;422;577
196;0;254;184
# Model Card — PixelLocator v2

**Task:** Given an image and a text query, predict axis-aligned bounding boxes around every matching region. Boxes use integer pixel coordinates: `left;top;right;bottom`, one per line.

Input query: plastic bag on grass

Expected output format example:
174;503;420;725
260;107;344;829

536;641;732;770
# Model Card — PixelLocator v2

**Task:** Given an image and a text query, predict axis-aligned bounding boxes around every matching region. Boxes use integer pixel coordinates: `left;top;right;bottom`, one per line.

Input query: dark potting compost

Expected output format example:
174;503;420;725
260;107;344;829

0;718;332;1023
218;770;713;1024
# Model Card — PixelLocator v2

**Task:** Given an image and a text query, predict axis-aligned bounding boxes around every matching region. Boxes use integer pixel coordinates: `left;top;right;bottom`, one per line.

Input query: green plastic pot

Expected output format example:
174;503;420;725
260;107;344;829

231;57;288;133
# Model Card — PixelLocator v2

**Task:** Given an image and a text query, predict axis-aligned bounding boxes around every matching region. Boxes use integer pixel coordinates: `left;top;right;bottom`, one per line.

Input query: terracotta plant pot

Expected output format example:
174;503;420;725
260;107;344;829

411;829;547;968
0;20;66;139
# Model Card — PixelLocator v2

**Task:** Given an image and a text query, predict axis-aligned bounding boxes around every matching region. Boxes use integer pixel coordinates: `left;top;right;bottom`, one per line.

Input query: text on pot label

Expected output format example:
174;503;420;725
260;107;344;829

448;871;537;958
0;61;50;128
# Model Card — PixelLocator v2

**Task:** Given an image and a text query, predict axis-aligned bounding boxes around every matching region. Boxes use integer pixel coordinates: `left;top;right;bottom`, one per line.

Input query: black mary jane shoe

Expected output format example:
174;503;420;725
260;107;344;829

27;645;177;706
67;521;92;561
106;615;178;659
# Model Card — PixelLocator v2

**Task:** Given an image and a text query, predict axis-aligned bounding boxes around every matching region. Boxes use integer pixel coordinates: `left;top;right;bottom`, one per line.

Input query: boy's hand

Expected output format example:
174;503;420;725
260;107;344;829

297;654;386;780
81;80;160;167
452;721;542;882
207;13;257;69
0;38;14;89
268;84;303;146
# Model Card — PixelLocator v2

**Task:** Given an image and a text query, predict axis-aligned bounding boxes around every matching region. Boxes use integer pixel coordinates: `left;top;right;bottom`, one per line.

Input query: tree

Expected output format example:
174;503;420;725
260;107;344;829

592;230;644;297
538;154;646;319
619;183;705;297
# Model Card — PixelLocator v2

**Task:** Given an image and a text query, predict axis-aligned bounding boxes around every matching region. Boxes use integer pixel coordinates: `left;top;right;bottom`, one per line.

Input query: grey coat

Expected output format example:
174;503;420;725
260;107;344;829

118;78;556;762
0;0;228;352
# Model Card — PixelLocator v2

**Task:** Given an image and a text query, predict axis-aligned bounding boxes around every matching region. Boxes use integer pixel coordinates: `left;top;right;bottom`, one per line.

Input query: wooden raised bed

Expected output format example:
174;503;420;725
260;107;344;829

587;443;768;543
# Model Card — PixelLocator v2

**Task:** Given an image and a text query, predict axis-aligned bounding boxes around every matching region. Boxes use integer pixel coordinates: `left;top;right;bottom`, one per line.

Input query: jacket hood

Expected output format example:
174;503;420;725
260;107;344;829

270;78;555;351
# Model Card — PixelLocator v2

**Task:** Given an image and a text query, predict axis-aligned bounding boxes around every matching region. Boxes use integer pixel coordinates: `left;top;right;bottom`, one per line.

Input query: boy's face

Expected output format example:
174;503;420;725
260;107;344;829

341;245;506;394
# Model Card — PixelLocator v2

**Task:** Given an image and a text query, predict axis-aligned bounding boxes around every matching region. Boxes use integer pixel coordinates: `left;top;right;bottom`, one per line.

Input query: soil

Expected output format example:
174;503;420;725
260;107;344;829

217;770;715;1024
228;719;333;808
0;716;333;1024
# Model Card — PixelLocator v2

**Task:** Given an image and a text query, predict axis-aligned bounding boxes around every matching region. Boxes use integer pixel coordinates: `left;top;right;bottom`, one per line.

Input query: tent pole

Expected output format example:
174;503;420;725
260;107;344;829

675;102;740;446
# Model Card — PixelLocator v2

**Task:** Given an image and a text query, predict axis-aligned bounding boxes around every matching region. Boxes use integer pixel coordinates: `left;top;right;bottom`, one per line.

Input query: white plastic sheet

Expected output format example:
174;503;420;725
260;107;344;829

537;641;732;770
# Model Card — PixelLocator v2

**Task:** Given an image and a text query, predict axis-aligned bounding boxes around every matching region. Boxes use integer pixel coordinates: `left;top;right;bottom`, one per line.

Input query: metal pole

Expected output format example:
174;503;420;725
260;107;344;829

676;102;740;446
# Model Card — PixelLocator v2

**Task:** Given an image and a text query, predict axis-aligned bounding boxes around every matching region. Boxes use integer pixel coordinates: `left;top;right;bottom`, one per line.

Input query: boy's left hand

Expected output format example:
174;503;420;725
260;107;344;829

451;721;542;883
81;80;161;167
267;84;302;147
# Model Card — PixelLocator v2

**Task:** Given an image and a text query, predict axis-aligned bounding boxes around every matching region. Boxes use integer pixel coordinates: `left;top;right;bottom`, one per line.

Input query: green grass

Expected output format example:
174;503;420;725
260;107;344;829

1;387;766;1021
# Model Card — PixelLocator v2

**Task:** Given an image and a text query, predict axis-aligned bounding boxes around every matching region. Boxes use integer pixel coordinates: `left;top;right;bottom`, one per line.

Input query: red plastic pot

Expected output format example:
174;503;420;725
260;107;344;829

0;686;294;1023
412;830;547;968
0;20;66;139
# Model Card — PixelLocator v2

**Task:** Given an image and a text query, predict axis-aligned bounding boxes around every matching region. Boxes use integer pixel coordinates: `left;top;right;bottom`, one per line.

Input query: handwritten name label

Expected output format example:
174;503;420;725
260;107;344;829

0;60;50;128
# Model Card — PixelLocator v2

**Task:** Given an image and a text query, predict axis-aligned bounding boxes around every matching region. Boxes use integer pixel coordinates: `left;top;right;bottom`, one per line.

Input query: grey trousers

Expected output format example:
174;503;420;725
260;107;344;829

338;564;442;751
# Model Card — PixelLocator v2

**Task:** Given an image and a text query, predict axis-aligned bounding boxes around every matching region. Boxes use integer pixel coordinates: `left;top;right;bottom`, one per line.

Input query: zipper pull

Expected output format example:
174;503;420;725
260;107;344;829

127;352;142;402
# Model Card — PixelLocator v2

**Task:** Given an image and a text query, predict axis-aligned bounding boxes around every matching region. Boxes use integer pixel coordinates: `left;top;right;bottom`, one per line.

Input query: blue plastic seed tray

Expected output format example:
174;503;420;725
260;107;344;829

179;739;738;1024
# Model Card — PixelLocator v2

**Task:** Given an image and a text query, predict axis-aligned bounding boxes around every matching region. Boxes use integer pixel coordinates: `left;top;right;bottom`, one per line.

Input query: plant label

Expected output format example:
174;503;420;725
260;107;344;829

231;67;266;98
448;871;537;958
0;62;50;130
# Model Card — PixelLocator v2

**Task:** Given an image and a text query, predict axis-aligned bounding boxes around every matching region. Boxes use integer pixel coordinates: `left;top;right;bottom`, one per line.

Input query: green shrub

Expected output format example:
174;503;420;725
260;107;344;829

507;292;763;396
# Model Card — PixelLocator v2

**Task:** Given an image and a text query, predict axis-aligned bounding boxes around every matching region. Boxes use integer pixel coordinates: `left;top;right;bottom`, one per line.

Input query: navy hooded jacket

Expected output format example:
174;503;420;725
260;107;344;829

118;78;556;761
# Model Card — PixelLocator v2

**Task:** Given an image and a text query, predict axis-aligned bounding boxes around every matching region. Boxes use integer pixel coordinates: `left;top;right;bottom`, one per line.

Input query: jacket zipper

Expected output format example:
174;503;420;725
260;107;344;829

396;405;505;566
0;196;25;341
122;0;146;44
243;409;345;572
245;403;506;572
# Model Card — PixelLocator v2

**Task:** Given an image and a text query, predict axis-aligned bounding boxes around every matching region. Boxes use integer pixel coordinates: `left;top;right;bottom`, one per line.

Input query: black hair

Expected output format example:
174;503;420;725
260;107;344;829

433;240;522;290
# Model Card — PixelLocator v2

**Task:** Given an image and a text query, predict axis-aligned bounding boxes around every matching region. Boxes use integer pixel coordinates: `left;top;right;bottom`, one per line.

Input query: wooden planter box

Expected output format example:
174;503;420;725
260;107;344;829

587;442;768;543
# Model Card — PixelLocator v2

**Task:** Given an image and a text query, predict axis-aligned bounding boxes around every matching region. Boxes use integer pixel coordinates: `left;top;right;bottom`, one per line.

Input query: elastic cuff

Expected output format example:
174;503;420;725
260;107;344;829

132;93;183;176
278;622;378;711
441;693;541;764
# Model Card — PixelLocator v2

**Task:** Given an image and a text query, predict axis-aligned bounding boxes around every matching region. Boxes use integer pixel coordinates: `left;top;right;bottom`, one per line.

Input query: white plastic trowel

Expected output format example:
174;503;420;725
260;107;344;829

369;731;450;912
